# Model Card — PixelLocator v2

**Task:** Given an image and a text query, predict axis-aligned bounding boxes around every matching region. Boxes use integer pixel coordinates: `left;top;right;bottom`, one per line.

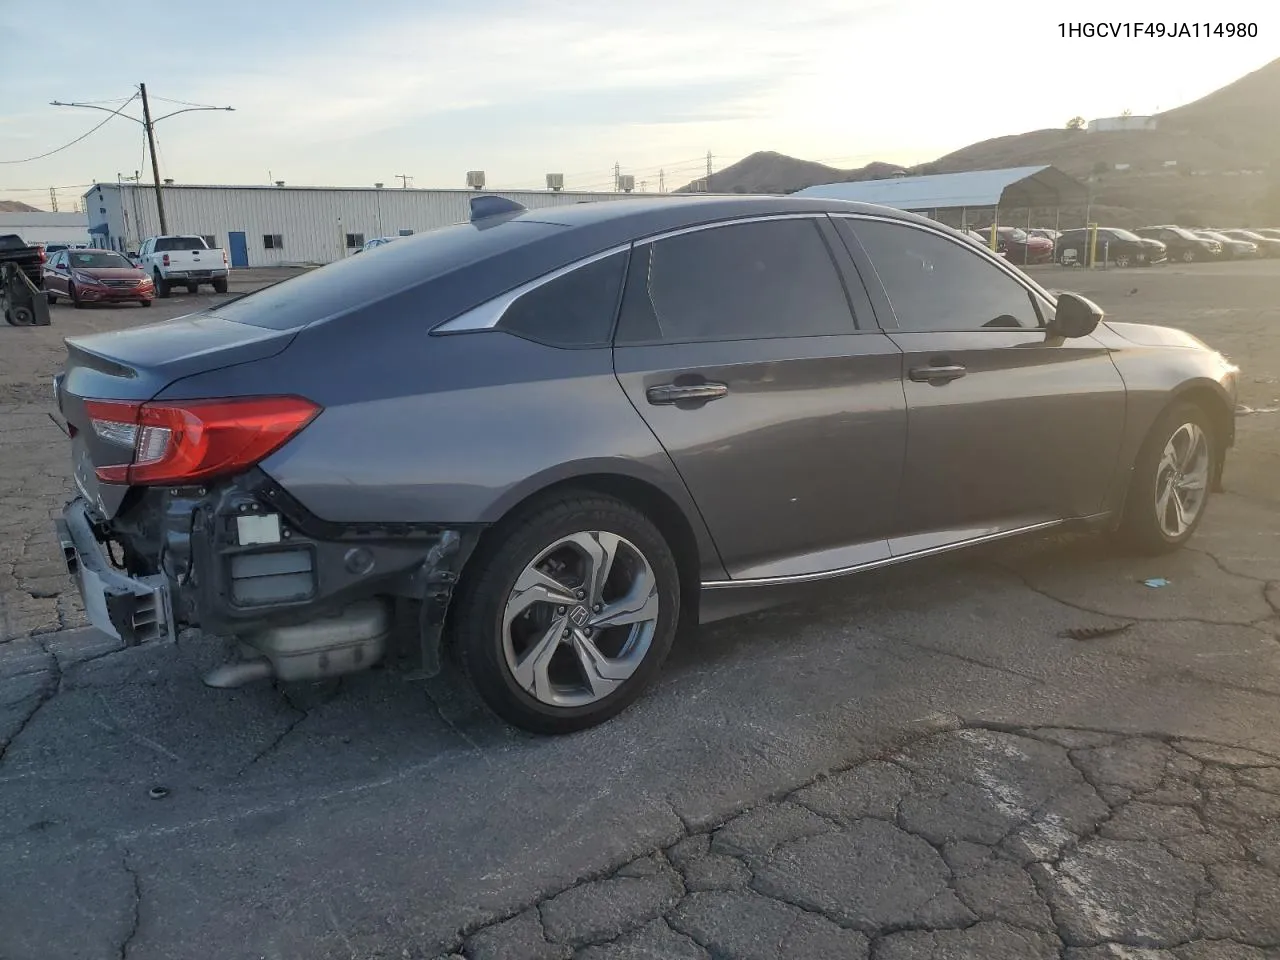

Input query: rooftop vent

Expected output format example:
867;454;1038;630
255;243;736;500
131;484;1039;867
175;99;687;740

546;173;564;192
466;170;486;190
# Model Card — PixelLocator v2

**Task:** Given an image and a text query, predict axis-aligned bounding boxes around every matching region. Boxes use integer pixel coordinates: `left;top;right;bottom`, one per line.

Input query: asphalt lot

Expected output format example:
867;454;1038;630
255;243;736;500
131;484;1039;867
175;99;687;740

2;262;1280;960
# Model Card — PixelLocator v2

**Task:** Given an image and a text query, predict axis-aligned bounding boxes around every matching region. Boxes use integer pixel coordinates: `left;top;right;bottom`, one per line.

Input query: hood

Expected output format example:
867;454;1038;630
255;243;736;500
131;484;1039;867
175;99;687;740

1139;239;1165;250
73;267;147;280
1102;321;1212;350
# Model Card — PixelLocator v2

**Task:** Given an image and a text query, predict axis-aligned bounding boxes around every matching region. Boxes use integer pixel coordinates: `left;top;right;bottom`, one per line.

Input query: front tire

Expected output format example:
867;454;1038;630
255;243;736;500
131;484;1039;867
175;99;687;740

1181;249;1197;263
450;493;681;734
69;284;84;309
1116;401;1215;554
1113;253;1132;268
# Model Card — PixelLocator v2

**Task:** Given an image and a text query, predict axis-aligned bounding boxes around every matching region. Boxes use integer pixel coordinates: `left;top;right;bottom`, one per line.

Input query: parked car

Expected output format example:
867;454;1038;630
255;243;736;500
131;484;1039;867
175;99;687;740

0;233;46;288
994;227;1055;264
1135;226;1221;263
43;248;154;308
1193;230;1259;259
1055;228;1164;267
53;195;1238;733
137;234;230;297
1250;228;1280;242
1217;229;1280;257
1027;228;1061;243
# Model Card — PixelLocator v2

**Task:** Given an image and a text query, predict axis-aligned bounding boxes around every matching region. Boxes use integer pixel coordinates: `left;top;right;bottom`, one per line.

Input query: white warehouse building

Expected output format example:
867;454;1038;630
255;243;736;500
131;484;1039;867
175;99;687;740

82;182;668;267
0;211;90;246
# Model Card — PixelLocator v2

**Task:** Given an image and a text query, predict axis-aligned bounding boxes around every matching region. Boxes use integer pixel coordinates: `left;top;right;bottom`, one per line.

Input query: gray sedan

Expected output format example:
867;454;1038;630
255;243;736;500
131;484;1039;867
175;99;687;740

53;195;1238;733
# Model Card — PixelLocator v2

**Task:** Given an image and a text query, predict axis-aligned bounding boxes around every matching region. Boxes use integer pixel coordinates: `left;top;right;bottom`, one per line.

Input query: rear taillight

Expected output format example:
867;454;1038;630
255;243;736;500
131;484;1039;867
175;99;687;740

162;253;170;267
38;248;47;263
222;250;229;268
84;396;320;485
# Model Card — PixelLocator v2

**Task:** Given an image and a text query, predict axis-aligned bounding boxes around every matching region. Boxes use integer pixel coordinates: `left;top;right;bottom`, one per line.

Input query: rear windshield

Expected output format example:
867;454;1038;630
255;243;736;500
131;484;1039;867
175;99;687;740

70;251;131;269
0;235;28;250
154;236;208;251
213;218;560;330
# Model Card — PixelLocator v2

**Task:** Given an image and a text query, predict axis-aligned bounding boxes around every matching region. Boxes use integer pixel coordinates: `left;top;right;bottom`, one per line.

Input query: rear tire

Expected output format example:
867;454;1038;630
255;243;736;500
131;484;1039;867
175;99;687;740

1113;253;1132;268
139;299;153;308
1181;249;1197;263
1115;401;1216;554
46;291;57;305
450;493;681;734
212;278;228;294
154;271;171;298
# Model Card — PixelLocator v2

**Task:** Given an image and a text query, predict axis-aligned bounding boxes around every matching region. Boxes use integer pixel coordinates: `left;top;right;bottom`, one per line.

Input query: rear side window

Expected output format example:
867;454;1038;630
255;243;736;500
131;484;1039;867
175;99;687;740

497;251;627;348
848;219;1041;332
615;218;855;344
154;236;207;252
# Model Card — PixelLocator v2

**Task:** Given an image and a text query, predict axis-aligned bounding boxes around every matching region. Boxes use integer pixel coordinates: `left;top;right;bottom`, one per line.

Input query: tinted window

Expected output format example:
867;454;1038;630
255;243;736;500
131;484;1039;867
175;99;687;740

497;251;627;348
153;236;207;252
851;220;1040;331
615;218;853;344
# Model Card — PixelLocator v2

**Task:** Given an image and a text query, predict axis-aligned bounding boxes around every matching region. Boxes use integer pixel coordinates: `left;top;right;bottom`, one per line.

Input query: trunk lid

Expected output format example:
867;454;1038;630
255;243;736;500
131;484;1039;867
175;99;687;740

57;312;298;517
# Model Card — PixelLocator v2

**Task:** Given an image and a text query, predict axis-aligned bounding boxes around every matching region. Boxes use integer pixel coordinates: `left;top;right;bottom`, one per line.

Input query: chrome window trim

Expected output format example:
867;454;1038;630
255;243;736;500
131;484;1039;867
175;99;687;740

635;212;827;246
700;518;1069;589
433;244;631;333
829;212;1060;310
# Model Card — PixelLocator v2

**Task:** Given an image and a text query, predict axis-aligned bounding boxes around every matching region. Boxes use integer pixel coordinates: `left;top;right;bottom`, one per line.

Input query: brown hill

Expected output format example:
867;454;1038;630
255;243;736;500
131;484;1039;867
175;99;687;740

0;200;40;213
686;57;1280;226
677;151;904;194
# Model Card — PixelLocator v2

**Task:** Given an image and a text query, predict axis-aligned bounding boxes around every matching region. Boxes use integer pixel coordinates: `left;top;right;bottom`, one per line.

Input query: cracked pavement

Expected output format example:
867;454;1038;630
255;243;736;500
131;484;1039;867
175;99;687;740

2;265;1280;959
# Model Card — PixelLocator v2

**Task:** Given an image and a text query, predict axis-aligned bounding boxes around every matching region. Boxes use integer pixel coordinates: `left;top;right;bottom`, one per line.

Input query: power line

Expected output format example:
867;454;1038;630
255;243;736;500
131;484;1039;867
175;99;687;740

0;94;138;164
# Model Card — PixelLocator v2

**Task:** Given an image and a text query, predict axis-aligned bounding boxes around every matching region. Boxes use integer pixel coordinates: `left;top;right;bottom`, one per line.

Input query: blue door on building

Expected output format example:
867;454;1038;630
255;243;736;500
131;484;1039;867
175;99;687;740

228;231;249;268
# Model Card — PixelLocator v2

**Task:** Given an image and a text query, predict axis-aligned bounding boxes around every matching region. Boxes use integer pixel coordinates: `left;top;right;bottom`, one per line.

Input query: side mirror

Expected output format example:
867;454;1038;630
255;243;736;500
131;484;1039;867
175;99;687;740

1048;292;1104;338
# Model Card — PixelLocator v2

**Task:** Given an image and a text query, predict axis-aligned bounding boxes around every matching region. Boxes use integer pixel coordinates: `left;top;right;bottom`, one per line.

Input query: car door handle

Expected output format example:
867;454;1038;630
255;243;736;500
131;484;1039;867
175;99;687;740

646;382;729;405
908;364;967;384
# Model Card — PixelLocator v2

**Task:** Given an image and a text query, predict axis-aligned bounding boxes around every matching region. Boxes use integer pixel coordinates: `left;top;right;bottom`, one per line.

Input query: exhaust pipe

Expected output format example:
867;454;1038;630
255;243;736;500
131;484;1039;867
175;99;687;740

203;658;274;688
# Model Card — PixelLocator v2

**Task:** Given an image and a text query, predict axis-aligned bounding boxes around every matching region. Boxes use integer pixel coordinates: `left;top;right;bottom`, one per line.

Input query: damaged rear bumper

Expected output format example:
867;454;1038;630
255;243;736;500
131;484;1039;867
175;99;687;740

56;498;175;645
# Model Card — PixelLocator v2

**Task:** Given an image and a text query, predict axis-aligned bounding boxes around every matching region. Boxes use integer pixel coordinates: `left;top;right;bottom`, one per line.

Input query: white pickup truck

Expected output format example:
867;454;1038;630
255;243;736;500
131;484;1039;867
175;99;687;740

137;235;229;298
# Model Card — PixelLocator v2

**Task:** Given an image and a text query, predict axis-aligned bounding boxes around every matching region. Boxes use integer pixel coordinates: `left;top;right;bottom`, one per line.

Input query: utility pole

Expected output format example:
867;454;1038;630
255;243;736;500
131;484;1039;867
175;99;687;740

396;174;413;189
138;83;167;233
52;86;233;238
706;151;713;187
613;162;621;192
659;169;665;194
48;187;58;212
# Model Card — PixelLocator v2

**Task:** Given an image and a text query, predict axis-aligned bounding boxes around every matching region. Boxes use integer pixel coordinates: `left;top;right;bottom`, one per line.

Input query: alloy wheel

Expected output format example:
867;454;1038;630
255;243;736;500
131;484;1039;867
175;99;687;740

501;531;660;708
1155;422;1210;538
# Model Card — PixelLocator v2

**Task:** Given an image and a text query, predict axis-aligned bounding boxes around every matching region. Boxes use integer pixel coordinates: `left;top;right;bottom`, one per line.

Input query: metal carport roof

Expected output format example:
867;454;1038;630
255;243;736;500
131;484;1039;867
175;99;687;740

793;165;1087;210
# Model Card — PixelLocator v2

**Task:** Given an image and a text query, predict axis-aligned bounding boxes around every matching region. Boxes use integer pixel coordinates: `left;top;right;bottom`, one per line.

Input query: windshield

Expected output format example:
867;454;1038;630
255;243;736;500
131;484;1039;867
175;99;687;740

1110;229;1142;242
154;236;208;252
70;251;131;269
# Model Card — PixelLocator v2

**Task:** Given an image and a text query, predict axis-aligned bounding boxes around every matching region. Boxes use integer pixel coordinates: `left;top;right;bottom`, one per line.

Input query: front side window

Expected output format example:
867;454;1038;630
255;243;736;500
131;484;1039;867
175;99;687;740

849;219;1041;331
497;251;627;348
615;218;855;344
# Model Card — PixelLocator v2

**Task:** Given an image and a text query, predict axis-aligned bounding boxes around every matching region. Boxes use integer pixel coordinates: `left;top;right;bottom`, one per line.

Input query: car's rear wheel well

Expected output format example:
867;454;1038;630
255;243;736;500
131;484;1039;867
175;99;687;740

463;474;703;628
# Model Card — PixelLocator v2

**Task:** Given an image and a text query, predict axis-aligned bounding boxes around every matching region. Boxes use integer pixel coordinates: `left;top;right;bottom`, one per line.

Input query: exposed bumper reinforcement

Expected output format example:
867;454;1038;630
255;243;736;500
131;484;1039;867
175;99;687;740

55;498;175;646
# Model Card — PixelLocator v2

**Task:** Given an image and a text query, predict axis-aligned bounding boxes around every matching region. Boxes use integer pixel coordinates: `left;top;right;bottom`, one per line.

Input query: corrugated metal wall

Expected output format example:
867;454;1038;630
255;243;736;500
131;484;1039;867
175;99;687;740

85;184;665;266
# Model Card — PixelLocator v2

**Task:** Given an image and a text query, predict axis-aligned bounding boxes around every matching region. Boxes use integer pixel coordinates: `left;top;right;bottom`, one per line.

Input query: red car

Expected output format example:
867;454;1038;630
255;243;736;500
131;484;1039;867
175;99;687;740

989;227;1055;265
43;248;154;308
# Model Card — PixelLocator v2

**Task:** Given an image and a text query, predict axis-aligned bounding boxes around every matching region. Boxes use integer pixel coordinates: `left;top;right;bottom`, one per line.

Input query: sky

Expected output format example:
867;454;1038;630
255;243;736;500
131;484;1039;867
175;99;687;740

1;0;1276;208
